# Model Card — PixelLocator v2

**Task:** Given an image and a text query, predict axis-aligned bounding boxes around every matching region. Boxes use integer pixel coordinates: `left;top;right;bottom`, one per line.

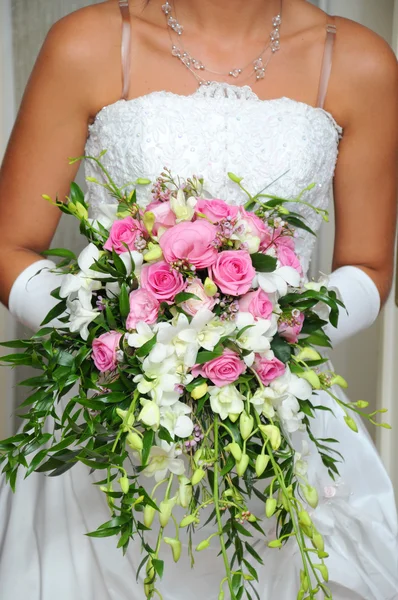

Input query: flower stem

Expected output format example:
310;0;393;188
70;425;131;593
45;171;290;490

213;416;235;600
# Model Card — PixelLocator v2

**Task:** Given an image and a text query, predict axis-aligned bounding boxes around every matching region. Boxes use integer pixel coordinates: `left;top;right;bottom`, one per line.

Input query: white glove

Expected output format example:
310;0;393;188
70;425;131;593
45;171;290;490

324;265;381;347
8;259;64;332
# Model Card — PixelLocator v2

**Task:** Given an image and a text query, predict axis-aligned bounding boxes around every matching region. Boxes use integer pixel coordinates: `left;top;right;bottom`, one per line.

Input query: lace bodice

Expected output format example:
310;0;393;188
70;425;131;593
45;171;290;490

85;82;342;275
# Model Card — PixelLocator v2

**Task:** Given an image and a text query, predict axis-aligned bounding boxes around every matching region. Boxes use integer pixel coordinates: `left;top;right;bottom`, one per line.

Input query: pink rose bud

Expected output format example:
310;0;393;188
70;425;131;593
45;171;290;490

277;245;303;275
209;250;256;296
126;288;160;330
92;331;122;372
192;348;246;387
159;220;218;269
238;288;273;321
253;354;286;386
104;216;146;255
195;198;239;223
140;260;186;303
278;312;305;344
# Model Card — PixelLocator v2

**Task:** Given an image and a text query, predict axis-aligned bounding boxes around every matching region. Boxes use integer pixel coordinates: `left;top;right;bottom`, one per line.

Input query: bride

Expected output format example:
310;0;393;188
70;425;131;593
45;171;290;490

0;0;397;598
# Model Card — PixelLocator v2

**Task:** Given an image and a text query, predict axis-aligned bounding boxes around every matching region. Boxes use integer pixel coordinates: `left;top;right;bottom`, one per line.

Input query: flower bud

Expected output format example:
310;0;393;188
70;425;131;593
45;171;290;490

117;408;136;429
146;557;155;579
180;514;198;528
144;579;154;598
247;514;257;523
204;277;218;297
300;570;309;592
266;498;277;518
318;551;329;559
355;400;369;409
69;201;88;221
330;374;348;389
268;539;282;548
295;347;322;362
228;413;240;423
191;468;206;486
240;412;254;440
127;432;143;452
302;485;319;509
196;538;210;551
298;370;321;389
193;448;203;465
298;510;312;528
236;454;250;477
177;476;193;509
164;537;182;563
138;401;160;430
314;564;329;582
259;424;281;451
255;454;270;477
159;497;176;527
144;504;156;528
278;206;290;215
218;591;225;600
119;476;130;494
144;243;163;263
191;382;208;400
142;211;155;235
136;177;151;186
226;442;242;462
228;172;243;184
312;532;325;552
344;415;358;433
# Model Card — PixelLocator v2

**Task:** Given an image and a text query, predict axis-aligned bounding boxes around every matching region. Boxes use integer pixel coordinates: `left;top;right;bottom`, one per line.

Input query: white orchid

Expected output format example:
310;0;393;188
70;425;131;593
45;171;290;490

160;401;194;439
60;243;103;300
138;400;160;430
66;290;100;340
127;322;155;349
208;385;245;421
249;388;276;419
235;312;274;357
257;265;301;297
176;309;223;352
134;355;181;406
170;189;197;222
269;367;311;433
142;441;185;482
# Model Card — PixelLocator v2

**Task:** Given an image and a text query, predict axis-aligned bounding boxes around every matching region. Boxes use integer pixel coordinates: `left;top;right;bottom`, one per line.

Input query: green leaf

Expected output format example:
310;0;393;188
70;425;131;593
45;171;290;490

285;215;315;236
25;449;49;477
250;253;277;273
57;351;75;367
119;283;130;318
232;573;243;595
106;305;118;330
42;248;77;261
112;249;127;277
196;348;223;365
174;292;201;304
142;429;155;466
270;334;292;364
69;181;85;206
243;558;259;582
220;453;235;476
41;301;66;327
86;527;120;538
152;558;164;578
136;335;157;358
0;339;32;349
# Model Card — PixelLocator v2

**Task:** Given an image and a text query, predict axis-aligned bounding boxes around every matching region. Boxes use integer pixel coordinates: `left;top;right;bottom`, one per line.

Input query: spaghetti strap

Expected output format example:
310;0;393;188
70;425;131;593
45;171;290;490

316;16;337;109
119;0;131;101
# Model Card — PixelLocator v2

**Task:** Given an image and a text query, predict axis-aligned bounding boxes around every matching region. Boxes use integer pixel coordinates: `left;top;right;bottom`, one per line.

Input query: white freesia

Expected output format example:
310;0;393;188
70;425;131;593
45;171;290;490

138;400;160;430
235;313;274;354
66;290;100;340
208;385;245;420
60;243;103;300
269;367;311;433
277;396;305;433
134;355;181;406
250;388;276;419
257;265;301;297
160;401;194;439
127;321;155;349
142;441;185;482
170;189;197;222
270;367;313;401
177;309;223;352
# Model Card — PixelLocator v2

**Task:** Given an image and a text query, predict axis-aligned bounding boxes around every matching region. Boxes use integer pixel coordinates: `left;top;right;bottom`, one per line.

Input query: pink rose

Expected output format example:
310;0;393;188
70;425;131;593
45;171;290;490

238;289;273;321
192;349;246;387
159;221;218;269
278;312;305;344
238;208;270;243
104;216;146;255
273;230;295;251
126;288;160;330
140;260;186;303
253;354;286;386
209;250;255;296
277;245;303;275
181;278;216;316
145;200;176;236
195;198;239;223
92;331;122;372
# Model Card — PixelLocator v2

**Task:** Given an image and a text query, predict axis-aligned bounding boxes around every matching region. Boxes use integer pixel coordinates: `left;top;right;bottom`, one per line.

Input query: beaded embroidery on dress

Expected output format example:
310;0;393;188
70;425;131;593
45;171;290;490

0;53;397;600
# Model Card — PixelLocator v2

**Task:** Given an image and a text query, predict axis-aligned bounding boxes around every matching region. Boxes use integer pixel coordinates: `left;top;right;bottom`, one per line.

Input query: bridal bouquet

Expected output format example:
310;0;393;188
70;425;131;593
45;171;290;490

0;154;387;600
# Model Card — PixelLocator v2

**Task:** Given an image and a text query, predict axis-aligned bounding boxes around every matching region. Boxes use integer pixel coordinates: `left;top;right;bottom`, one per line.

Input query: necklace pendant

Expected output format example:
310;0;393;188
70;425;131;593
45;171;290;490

271;40;280;52
253;58;263;71
171;45;181;57
272;15;282;28
229;68;242;78
162;2;171;15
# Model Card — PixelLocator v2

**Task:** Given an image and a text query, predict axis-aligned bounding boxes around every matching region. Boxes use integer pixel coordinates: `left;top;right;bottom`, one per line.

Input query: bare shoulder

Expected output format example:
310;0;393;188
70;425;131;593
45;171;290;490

331;17;398;124
38;1;125;115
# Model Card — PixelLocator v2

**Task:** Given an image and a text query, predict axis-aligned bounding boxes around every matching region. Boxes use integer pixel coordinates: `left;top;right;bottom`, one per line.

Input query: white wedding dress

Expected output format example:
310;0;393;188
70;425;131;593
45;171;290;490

1;82;397;600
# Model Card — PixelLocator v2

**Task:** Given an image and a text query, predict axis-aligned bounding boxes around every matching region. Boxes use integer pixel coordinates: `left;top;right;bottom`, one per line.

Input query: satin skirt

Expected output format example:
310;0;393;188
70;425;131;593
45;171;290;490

1;382;397;600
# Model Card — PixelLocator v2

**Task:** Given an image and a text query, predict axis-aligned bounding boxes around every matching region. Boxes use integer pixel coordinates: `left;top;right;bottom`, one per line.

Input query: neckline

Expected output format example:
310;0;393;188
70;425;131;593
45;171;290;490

89;81;343;136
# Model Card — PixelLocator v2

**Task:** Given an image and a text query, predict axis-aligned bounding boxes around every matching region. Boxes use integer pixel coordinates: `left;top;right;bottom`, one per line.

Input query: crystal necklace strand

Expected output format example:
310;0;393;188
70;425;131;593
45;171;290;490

162;0;283;84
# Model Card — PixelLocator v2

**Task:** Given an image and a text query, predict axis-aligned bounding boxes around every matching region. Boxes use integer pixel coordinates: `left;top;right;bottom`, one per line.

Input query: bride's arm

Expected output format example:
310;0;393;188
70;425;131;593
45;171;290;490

324;19;398;345
0;4;123;318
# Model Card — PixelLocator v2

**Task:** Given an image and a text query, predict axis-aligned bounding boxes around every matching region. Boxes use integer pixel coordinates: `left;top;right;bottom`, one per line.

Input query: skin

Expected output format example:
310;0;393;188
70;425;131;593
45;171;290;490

0;0;397;308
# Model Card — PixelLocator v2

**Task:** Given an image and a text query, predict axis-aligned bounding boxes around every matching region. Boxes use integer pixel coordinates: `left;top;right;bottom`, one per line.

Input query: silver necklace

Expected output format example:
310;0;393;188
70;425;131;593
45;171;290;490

162;1;282;85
